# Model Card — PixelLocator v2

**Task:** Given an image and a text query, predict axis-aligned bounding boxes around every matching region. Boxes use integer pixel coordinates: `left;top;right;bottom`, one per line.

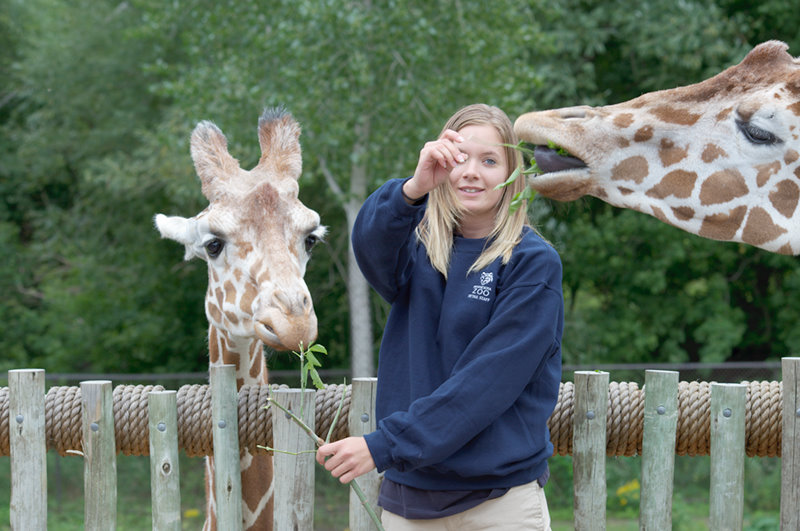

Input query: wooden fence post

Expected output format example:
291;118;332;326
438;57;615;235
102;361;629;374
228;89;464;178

210;365;242;530
709;383;745;531
149;390;181;531
782;357;800;530
81;380;117;530
349;377;381;531
272;388;316;531
573;371;609;531
9;368;47;531
640;370;678;531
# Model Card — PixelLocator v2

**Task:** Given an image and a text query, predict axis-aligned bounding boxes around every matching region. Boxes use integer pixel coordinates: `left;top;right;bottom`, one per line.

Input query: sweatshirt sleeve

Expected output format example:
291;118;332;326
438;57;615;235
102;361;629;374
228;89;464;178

351;178;427;303
364;243;563;473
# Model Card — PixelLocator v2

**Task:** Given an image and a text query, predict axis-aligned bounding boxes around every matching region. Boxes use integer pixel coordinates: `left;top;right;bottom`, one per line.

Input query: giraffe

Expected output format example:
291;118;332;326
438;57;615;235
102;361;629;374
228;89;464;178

514;40;800;255
155;107;326;530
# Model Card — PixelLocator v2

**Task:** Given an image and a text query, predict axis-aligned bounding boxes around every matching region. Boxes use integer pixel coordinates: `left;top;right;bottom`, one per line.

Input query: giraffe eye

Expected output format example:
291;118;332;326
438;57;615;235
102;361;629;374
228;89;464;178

204;238;224;258
736;120;781;145
304;234;319;253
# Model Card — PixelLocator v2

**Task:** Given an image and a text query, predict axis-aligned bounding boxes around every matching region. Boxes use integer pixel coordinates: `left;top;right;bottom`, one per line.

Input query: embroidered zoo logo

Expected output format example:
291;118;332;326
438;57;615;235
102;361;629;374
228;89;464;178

468;271;494;302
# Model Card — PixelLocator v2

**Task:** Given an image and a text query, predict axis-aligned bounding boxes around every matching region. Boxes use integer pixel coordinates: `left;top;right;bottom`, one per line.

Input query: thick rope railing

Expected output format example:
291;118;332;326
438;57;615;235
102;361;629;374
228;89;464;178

0;380;783;458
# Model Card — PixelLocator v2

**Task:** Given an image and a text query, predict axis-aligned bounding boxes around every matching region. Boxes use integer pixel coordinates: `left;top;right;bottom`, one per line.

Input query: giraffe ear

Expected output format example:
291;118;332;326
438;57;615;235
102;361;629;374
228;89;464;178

154;214;201;261
190;121;241;202
256;106;302;180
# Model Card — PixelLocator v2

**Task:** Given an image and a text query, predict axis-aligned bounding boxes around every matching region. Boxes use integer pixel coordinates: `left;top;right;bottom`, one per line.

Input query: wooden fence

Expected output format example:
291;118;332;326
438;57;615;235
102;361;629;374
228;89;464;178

4;357;800;530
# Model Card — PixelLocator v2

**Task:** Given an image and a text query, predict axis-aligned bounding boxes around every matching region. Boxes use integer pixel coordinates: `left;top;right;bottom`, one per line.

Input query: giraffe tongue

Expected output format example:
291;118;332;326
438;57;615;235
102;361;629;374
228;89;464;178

533;145;587;174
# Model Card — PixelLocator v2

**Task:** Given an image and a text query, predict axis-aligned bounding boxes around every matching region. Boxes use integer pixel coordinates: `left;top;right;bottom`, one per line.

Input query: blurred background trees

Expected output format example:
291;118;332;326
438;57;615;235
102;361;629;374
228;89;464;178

2;0;799;376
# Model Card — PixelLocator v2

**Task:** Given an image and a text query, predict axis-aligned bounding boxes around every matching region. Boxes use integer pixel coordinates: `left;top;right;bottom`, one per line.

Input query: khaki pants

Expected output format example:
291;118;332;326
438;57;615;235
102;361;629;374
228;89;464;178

380;480;551;531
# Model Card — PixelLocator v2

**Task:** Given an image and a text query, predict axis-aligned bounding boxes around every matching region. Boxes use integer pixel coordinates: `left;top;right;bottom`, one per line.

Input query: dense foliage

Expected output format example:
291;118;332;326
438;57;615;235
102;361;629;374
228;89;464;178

2;0;800;375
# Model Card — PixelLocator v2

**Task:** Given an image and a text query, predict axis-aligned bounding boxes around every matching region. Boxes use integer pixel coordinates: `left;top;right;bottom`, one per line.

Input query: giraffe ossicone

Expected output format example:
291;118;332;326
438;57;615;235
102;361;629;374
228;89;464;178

515;40;800;255
155;106;325;530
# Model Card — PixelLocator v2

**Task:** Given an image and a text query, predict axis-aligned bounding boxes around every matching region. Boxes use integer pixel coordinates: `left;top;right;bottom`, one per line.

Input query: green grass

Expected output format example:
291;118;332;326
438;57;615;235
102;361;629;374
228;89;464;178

0;453;781;530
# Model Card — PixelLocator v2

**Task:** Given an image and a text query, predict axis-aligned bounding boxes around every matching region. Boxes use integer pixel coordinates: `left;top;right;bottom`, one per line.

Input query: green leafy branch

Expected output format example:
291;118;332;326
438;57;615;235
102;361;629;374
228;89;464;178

493;141;541;213
258;342;385;531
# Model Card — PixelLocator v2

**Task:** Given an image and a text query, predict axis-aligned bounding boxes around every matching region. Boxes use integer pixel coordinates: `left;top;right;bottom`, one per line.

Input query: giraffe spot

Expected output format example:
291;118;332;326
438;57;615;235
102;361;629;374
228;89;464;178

716;107;733;122
616;137;631;148
647;169;697;199
788;101;800;117
250;259;265;284
775;93;782;100
215;287;224;308
770;180;800;218
611;156;648;184
207;300;223;325
224;311;239;325
672;206;695;221
701;144;728;163
742;206;788;246
778;242;794;255
224;280;237;305
650;105;701;126
699;170;748;206
240;282;258;314
634;126;653;142
617;187;634;195
651;206;667;224
237;242;253;259
249;349;264;379
756;162;781;188
209;327;221;364
659;138;689;167
699;206;747;241
234;268;243;282
785;150;799;165
614;113;634;128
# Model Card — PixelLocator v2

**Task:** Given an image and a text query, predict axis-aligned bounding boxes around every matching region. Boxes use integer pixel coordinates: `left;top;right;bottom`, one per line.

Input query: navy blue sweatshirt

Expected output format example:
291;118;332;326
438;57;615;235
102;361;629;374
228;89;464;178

353;178;564;491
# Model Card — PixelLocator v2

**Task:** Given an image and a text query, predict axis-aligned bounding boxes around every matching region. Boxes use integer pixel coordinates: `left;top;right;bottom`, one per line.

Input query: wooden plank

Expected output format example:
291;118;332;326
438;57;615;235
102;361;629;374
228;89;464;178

639;370;678;531
348;377;381;531
573;371;609;531
709;383;745;531
81;380;117;530
9;369;47;531
148;390;181;531
210;365;242;530
782;357;800;530
272;388;316;530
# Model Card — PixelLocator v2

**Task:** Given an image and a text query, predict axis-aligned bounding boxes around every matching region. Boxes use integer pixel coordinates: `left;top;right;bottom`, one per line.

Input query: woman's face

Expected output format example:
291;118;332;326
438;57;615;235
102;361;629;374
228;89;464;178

448;124;509;238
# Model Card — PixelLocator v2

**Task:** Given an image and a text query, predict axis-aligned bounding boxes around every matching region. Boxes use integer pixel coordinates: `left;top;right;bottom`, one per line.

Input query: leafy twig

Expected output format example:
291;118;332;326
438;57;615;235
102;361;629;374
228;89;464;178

326;379;348;444
266;394;385;530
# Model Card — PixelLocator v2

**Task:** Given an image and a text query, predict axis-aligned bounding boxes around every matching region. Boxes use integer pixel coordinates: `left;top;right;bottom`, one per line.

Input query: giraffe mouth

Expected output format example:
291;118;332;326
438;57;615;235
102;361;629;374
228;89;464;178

530;145;588;174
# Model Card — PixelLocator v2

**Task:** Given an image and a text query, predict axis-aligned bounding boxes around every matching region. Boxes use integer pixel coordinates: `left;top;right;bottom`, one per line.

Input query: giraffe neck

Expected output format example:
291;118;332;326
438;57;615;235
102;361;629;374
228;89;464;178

208;324;268;387
206;324;273;530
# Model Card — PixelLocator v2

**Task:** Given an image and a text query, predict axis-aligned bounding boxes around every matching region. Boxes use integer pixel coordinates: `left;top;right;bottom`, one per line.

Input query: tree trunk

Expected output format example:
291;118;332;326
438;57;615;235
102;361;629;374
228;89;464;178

347;119;375;378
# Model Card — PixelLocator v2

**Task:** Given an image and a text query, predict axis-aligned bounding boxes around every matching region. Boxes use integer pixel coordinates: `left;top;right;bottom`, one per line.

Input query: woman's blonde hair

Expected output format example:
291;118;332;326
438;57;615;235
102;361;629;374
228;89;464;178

416;103;531;278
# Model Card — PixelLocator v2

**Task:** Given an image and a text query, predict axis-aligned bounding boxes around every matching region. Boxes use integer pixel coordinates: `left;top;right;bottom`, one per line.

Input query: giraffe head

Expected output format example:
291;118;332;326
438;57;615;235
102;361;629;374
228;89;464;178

155;107;326;352
515;41;800;255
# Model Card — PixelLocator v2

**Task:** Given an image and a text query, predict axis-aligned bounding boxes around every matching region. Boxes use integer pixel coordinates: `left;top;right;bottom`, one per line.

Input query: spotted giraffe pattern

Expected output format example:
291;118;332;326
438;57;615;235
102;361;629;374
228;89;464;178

515;41;800;255
156;108;326;530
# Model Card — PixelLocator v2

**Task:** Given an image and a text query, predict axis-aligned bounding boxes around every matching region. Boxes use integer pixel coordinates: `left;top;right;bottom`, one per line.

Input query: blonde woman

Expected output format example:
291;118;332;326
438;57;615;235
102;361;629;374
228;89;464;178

317;104;562;530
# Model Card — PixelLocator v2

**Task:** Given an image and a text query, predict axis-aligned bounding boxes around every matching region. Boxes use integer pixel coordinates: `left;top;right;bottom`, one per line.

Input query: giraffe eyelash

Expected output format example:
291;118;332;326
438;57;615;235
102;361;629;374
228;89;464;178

736;119;782;146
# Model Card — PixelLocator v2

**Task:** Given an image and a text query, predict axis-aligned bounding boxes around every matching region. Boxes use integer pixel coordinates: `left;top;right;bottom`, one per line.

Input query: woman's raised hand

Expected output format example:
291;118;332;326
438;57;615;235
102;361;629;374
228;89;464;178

402;129;466;201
